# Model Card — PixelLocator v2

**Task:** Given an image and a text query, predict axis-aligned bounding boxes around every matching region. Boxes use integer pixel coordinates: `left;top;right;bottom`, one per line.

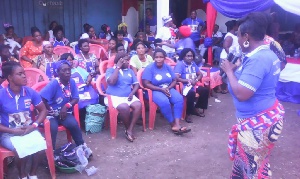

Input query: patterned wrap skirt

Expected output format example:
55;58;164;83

228;100;285;179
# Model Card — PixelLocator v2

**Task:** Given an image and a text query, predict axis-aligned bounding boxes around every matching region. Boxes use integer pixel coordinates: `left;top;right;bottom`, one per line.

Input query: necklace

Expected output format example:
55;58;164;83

56;77;71;98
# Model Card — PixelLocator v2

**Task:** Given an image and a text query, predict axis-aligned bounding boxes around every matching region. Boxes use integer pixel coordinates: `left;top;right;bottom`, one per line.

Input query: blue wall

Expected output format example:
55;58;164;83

0;0;122;42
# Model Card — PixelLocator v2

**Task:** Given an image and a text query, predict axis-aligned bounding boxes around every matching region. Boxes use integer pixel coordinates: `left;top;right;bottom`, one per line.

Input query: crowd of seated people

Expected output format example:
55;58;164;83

0;12;293;178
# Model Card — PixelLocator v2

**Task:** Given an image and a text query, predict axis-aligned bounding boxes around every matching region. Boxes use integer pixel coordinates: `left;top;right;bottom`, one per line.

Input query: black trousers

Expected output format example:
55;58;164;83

186;86;209;115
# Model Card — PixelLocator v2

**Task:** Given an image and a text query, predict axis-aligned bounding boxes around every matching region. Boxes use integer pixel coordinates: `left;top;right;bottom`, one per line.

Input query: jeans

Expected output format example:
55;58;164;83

152;88;183;123
49;114;84;149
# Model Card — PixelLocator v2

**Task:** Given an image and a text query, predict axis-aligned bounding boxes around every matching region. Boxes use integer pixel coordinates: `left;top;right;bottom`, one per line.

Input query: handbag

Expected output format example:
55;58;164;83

85;104;106;133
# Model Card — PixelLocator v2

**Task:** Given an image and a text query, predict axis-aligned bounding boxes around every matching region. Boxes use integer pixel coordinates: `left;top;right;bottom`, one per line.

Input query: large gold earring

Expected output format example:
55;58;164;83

243;40;249;48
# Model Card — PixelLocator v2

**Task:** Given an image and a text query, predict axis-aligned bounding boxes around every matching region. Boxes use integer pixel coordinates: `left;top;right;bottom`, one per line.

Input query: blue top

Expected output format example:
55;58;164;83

40;79;79;112
181;18;205;42
228;45;281;118
174;37;196;55
105;68;138;97
174;60;199;87
0;86;42;131
142;63;176;87
53;40;65;47
139;16;157;29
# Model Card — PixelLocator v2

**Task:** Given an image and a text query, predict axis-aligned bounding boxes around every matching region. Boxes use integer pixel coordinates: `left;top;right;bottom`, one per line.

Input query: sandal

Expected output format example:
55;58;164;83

221;90;228;94
185;116;193;123
172;127;191;135
124;130;134;142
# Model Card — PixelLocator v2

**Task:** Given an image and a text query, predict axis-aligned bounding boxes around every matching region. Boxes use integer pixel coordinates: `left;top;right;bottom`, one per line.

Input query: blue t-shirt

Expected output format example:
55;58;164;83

40;79;79;112
142;63;176;87
0;86;42;131
174;60;199;85
181;18;205;42
105;68;138;97
174;37;196;55
228;46;281;118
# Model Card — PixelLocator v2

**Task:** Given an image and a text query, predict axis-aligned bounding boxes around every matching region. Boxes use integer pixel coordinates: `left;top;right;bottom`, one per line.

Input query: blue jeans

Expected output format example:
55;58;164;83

50;114;84;149
0;133;15;151
152;88;183;123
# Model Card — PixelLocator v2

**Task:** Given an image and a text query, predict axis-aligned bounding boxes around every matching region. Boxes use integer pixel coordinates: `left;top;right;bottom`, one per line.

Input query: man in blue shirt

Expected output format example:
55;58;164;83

182;11;205;47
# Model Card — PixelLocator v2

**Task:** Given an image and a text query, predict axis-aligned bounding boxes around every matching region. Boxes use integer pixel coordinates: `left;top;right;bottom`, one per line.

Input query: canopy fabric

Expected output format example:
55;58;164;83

206;2;217;65
209;0;274;18
274;0;300;16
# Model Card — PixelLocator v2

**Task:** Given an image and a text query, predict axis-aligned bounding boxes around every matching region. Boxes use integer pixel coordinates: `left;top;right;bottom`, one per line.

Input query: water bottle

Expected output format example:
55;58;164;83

294;49;299;58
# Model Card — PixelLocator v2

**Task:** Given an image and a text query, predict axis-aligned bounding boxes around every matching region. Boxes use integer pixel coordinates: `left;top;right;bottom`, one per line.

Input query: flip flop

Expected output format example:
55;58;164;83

124;130;134;142
172;127;192;135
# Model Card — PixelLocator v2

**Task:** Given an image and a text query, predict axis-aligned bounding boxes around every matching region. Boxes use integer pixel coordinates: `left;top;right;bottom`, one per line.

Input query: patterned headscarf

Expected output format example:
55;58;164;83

118;22;128;30
54;60;71;75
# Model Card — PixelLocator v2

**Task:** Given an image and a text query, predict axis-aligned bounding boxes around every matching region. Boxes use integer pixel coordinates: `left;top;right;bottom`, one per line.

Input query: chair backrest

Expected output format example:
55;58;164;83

165;57;176;66
24;68;49;87
1;80;9;88
89;44;107;60
22;36;33;46
95;74;107;95
31;81;48;92
136;68;145;89
99;60;109;75
53;46;76;56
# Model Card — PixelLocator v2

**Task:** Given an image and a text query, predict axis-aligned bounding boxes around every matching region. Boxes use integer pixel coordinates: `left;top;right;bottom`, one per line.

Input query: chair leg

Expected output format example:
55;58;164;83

142;102;146;132
182;97;187;120
44;119;56;179
66;130;72;143
109;110;118;139
1;157;5;179
148;103;157;130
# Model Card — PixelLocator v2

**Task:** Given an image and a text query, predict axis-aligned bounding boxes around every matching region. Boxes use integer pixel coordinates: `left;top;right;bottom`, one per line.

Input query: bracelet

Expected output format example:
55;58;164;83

32;122;39;128
65;103;72;109
116;66;121;69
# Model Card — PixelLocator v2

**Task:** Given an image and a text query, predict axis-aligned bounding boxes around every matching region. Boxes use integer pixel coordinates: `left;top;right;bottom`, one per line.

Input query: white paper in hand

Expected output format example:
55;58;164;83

183;85;192;96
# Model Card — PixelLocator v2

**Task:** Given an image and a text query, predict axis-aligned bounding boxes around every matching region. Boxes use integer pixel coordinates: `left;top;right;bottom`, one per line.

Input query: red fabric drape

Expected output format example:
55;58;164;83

206;2;217;65
122;0;138;16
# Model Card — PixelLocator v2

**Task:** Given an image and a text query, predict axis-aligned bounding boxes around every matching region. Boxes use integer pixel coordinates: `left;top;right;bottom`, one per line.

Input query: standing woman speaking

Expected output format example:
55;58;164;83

220;12;285;178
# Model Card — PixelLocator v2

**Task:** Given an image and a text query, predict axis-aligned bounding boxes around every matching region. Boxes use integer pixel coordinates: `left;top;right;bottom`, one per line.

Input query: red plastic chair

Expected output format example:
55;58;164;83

53;46;76;56
95;74;146;139
99;60;109;75
165;57;177;66
0;118;55;179
89;44;107;61
21;36;33;46
31;81;81;178
24;68;49;87
137;68;181;130
0;146;14;179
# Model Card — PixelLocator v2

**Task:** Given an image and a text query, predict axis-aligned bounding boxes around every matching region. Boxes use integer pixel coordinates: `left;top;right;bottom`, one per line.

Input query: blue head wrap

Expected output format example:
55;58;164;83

54;60;71;76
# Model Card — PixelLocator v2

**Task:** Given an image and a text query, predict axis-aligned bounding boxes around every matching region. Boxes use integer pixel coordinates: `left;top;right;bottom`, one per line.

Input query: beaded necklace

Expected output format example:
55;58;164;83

56;77;71;98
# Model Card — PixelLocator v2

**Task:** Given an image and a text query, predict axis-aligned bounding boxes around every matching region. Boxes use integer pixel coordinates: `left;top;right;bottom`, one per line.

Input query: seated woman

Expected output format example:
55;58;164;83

33;41;59;80
0;44;19;62
116;30;129;53
130;41;153;75
61;53;98;109
105;52;142;142
106;43;126;70
20;27;43;68
99;24;114;40
52;25;69;47
75;39;98;73
107;38;117;60
39;60;86;149
84;24;107;47
0;61;47;179
174;48;209;123
44;21;58;42
0;23;22;57
118;23;133;43
142;48;191;135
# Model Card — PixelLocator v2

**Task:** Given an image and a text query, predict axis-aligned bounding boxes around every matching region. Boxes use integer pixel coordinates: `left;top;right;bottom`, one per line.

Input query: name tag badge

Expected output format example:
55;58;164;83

24;99;31;108
155;74;162;81
56;97;63;104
